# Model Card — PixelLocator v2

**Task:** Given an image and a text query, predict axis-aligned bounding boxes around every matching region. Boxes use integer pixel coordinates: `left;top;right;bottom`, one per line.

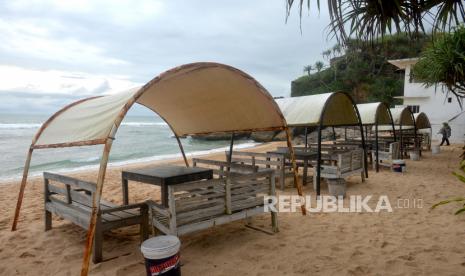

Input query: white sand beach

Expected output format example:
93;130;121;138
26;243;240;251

1;142;465;275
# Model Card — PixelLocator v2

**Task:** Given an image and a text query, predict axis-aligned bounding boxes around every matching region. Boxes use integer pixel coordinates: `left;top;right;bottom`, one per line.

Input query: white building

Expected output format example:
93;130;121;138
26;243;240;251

388;58;465;143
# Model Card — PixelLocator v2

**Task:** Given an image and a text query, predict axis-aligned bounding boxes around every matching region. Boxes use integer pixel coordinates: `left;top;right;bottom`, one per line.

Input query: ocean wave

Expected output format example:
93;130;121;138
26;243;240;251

0;121;168;130
1;141;260;181
0;123;41;129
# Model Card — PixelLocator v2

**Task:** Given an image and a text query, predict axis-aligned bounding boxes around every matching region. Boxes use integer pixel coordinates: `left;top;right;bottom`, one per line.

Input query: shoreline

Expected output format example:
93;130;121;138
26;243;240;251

0;140;263;185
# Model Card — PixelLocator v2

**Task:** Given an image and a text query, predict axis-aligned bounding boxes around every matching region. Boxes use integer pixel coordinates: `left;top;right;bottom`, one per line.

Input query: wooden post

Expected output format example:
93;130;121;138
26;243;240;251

227;132;235;172
11;146;34;231
316;125;322;196
175;135;189;167
399;123;403;159
304;127;308;149
375;123;379;172
80;138;113;276
269;172;278;232
285;127;306;215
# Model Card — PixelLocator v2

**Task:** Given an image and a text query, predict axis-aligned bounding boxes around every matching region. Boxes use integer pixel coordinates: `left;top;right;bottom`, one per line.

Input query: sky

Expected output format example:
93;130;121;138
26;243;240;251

0;0;334;115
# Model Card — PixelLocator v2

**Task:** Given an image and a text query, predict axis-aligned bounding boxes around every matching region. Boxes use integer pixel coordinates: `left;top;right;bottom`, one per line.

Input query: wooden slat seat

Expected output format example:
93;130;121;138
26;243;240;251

313;148;365;190
372;141;400;169
224;151;290;190
43;172;149;263
148;169;277;236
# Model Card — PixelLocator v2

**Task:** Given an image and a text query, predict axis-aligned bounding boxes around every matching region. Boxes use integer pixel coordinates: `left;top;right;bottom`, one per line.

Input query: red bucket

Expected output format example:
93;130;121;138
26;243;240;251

141;236;181;276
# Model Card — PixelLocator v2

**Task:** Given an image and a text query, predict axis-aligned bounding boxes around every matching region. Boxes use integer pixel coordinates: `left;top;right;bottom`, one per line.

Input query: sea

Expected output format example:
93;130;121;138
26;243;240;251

0;113;258;182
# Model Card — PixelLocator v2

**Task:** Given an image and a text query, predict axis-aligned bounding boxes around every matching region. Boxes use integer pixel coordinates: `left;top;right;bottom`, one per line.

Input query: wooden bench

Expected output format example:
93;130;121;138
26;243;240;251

44;172;149;263
224;151;289;189
192;158;259;177
372;142;400;169
148;169;277;236
313;148;365;189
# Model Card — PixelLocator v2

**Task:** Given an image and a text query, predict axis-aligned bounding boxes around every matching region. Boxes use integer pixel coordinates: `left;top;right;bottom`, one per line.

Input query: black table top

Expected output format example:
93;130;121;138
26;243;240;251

122;165;213;185
123;165;211;178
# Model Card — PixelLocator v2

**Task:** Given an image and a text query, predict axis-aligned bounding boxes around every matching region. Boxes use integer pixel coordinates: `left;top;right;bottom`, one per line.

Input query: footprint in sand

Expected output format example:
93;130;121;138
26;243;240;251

19;252;35;258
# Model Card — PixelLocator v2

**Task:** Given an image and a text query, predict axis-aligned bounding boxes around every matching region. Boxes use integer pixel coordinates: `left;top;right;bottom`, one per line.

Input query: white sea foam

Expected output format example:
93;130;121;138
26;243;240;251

1;141;260;182
0;122;168;130
0;123;41;129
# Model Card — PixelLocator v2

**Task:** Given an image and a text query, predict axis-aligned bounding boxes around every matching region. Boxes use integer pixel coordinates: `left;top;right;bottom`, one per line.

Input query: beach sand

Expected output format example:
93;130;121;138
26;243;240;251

1;142;465;275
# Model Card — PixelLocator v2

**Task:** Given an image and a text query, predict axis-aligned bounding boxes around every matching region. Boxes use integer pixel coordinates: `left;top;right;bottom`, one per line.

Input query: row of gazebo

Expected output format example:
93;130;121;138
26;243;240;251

275;93;431;195
10;62;432;276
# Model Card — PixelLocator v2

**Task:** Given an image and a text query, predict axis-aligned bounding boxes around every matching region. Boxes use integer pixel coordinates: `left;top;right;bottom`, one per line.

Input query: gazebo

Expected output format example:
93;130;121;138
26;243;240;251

414;112;432;150
356;103;396;172
11;62;304;276
388;107;417;157
276;92;367;196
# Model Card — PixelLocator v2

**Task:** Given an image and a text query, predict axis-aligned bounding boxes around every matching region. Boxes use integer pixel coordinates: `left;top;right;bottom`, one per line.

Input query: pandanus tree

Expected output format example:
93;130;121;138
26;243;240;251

413;25;465;101
303;65;313;77
285;0;465;46
315;61;324;73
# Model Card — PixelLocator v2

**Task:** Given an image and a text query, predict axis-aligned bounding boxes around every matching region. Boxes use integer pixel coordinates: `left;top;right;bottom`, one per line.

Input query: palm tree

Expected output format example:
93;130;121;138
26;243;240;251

286;0;465;45
314;61;324;73
322;49;332;61
332;44;342;57
303;65;313;77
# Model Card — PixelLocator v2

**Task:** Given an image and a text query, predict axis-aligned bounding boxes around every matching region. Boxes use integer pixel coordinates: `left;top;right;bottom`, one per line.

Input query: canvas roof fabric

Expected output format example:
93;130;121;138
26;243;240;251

356;103;392;125
33;62;286;148
414;112;431;129
390;107;415;126
276;92;359;127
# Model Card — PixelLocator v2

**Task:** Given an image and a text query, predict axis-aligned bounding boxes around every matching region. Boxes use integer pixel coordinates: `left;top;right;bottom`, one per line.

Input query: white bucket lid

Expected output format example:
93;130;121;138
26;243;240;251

141;235;181;260
392;159;405;165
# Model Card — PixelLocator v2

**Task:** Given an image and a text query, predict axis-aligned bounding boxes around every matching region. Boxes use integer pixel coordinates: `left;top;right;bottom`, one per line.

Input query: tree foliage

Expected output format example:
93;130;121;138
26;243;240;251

286;0;465;45
413;25;465;101
431;159;465;215
291;33;431;105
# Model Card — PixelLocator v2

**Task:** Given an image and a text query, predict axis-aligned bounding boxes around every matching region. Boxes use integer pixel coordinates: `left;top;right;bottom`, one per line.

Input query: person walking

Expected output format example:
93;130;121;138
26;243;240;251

438;122;451;146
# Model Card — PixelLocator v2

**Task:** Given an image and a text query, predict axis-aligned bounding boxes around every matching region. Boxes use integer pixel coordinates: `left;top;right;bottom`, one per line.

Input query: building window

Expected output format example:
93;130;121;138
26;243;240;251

408;105;420;113
409;70;420;83
448;97;452;103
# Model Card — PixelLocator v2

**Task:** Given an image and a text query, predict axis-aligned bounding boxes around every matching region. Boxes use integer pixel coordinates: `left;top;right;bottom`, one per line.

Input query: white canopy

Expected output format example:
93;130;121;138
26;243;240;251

390;107;415;126
33;62;286;148
414;112;431;129
13;62;307;276
356;102;393;125
276;92;360;127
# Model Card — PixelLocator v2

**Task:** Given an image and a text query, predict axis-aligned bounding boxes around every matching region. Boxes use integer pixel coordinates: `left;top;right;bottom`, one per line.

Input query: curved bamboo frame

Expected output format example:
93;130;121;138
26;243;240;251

394;108;417;159
10;62;305;276
357;102;397;172
315;92;367;196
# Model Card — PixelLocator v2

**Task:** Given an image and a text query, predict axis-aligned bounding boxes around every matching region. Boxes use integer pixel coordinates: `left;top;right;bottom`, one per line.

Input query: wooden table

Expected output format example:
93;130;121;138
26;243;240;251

122;165;213;207
267;149;318;186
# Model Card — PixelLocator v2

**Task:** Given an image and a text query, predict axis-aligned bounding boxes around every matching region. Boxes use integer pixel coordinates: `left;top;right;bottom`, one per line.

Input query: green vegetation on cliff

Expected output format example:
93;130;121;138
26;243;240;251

291;34;431;105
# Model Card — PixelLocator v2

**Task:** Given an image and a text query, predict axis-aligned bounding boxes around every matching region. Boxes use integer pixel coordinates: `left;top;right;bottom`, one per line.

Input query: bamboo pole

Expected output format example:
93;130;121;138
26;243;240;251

11;146;34;231
175;135;189;167
375;123;379;172
285;127;306;215
316;125;322;196
304;127;308;149
227;132;235;167
80;138;113;276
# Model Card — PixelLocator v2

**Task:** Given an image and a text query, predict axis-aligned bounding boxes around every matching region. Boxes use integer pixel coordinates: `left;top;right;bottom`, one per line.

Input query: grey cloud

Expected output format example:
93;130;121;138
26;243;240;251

0;0;334;113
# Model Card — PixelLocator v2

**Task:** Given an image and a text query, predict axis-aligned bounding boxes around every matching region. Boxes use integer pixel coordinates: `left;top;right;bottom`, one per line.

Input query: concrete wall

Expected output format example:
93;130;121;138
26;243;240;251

401;65;465;143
